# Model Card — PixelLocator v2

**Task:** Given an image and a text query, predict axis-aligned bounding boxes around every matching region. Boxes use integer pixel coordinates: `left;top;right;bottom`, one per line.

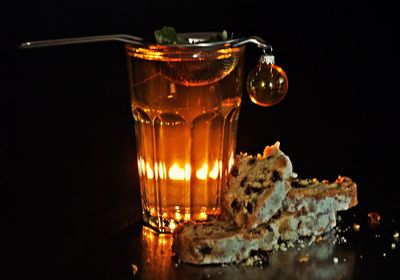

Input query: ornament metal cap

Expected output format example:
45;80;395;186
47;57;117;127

259;54;275;65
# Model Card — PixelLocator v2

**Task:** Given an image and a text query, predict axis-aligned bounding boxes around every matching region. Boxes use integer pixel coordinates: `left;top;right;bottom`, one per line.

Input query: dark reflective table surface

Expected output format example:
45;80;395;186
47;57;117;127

65;204;399;280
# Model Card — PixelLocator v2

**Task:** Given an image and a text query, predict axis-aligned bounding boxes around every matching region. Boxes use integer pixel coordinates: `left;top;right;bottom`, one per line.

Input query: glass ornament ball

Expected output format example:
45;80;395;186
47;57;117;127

246;62;288;107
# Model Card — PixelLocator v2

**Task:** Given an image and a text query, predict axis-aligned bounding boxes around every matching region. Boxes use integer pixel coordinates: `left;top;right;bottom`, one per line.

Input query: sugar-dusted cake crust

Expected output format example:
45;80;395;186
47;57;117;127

283;176;358;215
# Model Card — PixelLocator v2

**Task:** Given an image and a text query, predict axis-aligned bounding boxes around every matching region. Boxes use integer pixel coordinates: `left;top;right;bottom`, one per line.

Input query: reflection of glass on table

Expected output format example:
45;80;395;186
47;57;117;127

126;42;245;232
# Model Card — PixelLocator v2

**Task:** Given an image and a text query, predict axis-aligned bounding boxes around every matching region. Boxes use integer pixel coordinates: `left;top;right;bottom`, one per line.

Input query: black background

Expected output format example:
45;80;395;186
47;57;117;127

3;1;399;278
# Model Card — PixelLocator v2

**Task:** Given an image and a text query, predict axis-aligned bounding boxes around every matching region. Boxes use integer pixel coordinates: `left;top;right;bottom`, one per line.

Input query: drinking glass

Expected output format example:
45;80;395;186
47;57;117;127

126;38;246;232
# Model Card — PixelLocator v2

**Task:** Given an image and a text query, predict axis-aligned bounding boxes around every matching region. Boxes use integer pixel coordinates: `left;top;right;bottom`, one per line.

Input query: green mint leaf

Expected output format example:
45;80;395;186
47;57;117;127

154;26;180;44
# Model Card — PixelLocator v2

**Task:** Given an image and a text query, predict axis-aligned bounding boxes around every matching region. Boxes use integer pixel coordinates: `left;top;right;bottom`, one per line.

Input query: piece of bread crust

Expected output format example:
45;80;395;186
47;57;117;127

223;142;293;228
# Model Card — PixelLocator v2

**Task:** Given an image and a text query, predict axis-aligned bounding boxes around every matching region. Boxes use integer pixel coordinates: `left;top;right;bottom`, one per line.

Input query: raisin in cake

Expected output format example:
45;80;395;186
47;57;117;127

283;175;358;215
223;142;293;228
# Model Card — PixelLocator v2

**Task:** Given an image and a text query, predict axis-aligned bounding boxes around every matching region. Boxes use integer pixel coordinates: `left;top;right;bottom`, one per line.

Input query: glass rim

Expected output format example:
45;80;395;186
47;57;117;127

125;32;246;61
135;32;246;48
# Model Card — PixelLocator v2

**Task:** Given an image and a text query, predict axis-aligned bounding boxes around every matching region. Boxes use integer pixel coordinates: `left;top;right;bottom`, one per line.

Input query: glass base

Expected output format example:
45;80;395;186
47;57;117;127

142;208;221;233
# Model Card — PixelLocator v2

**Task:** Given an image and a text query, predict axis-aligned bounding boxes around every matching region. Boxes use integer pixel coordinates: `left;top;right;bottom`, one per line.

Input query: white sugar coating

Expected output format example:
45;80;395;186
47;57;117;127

283;196;351;214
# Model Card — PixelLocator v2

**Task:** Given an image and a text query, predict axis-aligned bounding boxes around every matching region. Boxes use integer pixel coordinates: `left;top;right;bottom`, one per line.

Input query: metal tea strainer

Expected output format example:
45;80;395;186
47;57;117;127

19;33;273;86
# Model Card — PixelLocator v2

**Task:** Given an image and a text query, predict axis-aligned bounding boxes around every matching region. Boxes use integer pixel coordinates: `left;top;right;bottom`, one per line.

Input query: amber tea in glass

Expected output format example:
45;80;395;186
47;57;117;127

126;42;245;232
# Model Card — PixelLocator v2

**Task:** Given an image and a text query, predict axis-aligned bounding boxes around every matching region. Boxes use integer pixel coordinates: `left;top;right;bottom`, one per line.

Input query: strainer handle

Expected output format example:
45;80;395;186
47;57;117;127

18;34;144;49
232;36;273;52
18;34;273;52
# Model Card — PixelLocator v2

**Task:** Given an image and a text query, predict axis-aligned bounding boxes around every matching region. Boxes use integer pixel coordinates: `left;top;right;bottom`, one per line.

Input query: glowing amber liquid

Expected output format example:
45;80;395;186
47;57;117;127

126;45;245;232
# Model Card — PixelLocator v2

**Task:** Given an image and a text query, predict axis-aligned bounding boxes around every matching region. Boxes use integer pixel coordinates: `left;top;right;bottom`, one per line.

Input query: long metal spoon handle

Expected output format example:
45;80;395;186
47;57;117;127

18;34;144;49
